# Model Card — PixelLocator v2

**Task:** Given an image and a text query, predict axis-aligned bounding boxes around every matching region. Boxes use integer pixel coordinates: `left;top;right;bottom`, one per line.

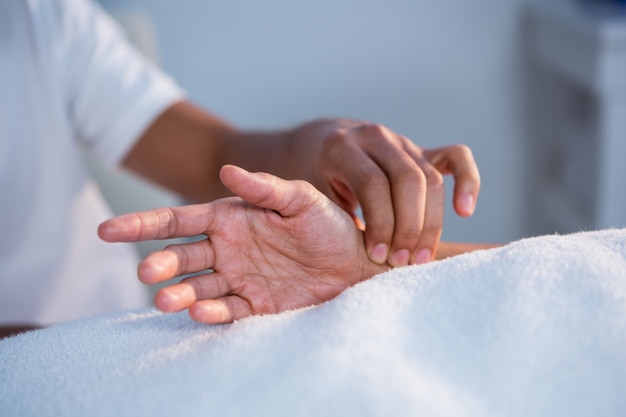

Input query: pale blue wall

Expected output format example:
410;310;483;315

100;0;533;244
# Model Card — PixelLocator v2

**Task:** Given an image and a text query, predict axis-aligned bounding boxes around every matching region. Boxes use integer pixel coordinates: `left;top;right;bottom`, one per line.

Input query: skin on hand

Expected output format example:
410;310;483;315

123;103;481;270
285;119;481;267
98;165;389;325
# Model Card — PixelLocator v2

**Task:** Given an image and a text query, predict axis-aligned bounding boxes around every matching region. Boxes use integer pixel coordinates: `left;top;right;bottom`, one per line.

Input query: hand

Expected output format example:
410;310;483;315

99;165;388;324
122;103;479;268
286;119;481;267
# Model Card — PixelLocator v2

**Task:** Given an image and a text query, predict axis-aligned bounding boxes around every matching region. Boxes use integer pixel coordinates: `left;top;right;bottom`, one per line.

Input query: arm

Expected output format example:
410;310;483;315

122;101;287;203
60;0;480;268
0;325;41;340
123;101;481;268
436;242;502;260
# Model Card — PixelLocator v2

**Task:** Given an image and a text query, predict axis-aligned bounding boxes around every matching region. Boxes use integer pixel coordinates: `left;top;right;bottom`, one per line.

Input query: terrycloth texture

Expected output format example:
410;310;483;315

1;229;626;417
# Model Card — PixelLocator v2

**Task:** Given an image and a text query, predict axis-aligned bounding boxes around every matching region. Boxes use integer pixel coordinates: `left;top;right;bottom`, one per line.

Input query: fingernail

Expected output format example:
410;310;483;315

413;249;432;265
389;249;410;267
193;302;232;324
458;193;475;216
371;243;389;264
155;290;178;312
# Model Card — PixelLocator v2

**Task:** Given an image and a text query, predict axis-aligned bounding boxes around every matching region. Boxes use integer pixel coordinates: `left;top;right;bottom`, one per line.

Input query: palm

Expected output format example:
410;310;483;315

196;195;363;312
99;166;386;323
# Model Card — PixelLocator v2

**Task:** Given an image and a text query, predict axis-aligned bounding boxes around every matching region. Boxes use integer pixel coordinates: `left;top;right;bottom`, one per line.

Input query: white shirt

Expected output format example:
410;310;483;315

0;0;184;325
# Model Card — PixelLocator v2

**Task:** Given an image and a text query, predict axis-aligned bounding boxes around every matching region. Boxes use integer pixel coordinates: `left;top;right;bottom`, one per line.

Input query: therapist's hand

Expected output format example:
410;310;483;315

122;103;480;269
286;119;481;267
98;165;388;324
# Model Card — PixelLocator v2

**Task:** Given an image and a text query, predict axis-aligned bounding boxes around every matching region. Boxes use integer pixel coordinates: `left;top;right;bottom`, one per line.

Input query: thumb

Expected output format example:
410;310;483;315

219;165;319;218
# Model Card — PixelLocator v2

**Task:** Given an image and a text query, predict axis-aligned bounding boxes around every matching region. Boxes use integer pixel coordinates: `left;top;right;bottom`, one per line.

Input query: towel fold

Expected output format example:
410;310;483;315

1;229;625;417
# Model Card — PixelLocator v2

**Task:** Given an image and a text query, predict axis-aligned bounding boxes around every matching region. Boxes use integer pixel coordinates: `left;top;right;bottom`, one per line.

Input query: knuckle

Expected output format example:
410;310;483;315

361;122;386;135
421;221;443;238
456;143;473;156
396;165;426;186
395;224;423;244
321;131;351;161
358;168;389;189
325;130;349;149
132;212;146;241
372;216;396;235
451;143;475;161
155;207;177;237
295;179;319;194
355;123;389;142
424;168;445;188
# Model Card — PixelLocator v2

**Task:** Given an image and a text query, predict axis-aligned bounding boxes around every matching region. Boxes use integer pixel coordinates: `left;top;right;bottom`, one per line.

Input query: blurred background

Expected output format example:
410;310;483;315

91;0;626;254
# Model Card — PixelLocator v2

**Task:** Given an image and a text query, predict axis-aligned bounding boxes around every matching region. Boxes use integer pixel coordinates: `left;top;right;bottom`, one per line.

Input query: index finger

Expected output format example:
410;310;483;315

98;203;218;243
423;144;481;217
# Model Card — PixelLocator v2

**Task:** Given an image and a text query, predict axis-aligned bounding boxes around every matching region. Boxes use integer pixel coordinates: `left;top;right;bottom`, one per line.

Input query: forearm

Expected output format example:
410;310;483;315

123;101;293;203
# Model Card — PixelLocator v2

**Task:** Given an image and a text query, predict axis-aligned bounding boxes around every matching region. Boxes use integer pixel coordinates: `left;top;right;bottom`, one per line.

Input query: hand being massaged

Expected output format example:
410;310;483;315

98;165;390;324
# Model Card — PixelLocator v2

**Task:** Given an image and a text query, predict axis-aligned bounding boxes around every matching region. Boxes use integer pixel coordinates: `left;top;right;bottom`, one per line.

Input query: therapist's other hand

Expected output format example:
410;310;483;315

98;165;388;324
288;119;480;267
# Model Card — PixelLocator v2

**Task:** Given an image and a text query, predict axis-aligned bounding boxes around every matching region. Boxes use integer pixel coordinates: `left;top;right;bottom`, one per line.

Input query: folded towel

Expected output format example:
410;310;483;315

1;229;625;417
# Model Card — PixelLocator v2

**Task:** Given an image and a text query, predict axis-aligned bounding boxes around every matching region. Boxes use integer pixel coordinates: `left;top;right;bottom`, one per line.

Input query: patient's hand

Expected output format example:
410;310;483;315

99;165;388;324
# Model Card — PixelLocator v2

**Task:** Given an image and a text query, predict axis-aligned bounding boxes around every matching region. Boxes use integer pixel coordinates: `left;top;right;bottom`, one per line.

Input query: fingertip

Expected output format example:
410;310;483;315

389;249;410;267
412;248;433;265
219;164;251;185
219;163;243;177
455;192;476;217
138;249;181;284
97;220;116;242
154;288;180;313
362;213;395;265
137;259;163;285
155;284;195;313
219;164;266;200
97;213;142;242
189;301;233;324
369;243;389;265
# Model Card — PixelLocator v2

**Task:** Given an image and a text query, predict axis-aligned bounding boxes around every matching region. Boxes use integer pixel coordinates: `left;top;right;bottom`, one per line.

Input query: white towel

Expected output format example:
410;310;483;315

1;229;625;417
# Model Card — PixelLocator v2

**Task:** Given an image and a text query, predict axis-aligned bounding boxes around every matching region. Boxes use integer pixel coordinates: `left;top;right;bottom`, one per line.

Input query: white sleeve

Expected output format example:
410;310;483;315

60;0;185;166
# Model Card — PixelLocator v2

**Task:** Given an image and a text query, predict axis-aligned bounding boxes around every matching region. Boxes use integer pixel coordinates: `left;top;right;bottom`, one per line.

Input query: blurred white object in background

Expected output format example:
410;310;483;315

81;8;182;259
525;0;626;234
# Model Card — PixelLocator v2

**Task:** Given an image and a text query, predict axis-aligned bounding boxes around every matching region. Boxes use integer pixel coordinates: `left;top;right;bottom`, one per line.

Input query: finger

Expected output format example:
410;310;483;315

98;204;218;242
153;272;232;313
367;150;428;266
424;144;481;217
137;239;215;285
189;296;253;324
400;143;446;264
352;126;431;267
219;164;321;218
315;139;395;265
411;160;444;264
